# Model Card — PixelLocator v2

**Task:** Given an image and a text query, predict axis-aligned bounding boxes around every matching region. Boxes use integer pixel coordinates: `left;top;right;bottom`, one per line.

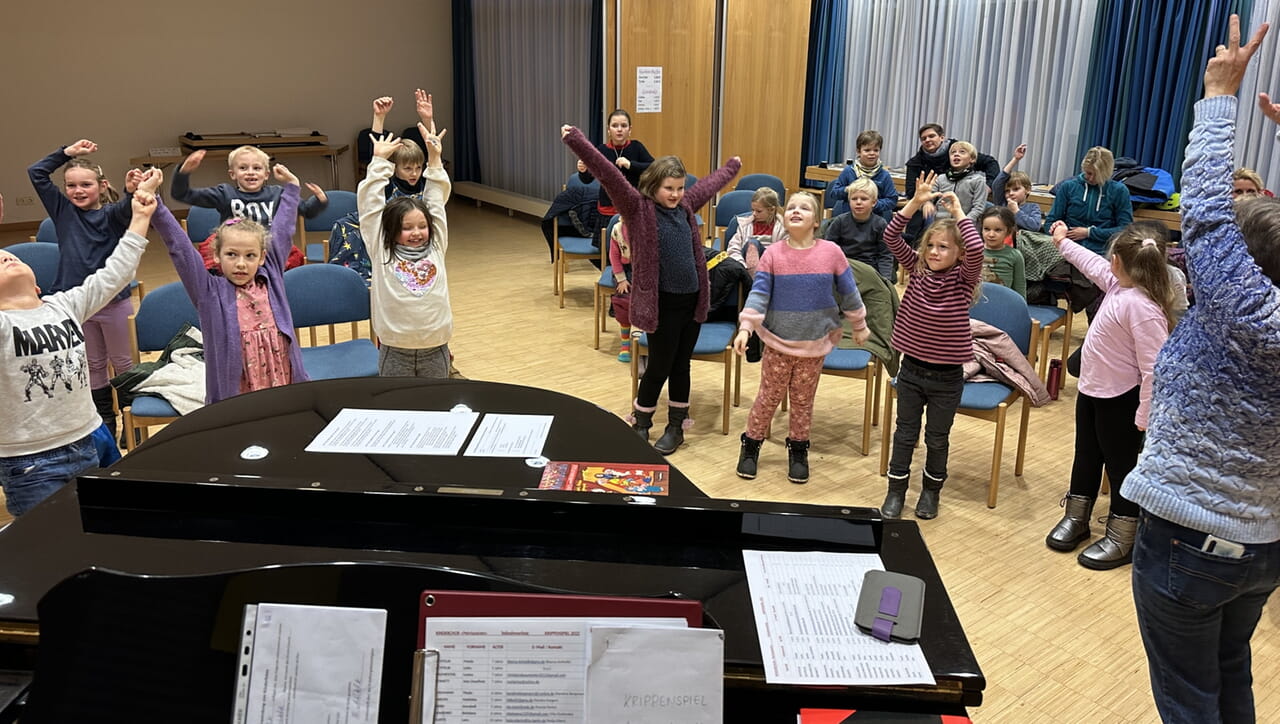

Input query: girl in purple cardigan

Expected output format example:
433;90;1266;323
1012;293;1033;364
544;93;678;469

152;166;309;406
562;125;741;455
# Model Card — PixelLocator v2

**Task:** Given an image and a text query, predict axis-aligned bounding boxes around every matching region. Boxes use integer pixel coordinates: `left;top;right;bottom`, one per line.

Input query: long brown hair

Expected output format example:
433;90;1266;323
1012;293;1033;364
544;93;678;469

380;196;435;259
1109;221;1175;328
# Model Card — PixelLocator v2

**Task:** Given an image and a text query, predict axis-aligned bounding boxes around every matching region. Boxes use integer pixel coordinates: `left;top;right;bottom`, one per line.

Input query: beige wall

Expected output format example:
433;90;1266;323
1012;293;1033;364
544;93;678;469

0;0;454;225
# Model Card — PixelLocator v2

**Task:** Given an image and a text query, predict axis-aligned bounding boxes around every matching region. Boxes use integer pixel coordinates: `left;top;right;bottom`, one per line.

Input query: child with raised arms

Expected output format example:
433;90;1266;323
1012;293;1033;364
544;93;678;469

0;179;158;516
992;144;1043;233
562;124;741;454
173;144;329;227
151;167;310;404
881;173;984;520
359;112;453;378
28;139;145;443
733;192;868;483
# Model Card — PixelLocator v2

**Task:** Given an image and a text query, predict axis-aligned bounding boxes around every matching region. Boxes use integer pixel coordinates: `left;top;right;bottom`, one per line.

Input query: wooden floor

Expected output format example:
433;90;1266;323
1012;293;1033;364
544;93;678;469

4;201;1278;722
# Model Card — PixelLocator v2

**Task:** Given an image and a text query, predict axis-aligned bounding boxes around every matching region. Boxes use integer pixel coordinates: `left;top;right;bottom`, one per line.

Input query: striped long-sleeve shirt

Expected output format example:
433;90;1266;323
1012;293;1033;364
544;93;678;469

883;213;983;364
738;239;866;357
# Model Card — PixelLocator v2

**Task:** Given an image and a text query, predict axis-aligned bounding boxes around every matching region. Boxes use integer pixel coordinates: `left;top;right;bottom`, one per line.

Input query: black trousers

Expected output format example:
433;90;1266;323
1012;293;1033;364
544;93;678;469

637;291;701;408
888;357;964;484
1069;386;1143;517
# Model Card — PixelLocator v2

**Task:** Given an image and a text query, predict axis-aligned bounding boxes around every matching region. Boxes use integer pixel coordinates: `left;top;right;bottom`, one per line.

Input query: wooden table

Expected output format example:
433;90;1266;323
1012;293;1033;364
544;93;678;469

804;165;1181;231
131;143;350;188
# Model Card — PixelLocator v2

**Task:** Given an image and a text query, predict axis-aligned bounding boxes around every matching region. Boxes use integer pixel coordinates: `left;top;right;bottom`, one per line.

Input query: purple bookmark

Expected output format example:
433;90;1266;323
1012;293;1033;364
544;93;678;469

871;585;902;642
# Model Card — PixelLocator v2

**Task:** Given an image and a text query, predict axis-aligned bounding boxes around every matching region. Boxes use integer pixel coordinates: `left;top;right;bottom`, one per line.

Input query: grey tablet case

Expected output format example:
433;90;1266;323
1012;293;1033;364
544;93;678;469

854;570;926;643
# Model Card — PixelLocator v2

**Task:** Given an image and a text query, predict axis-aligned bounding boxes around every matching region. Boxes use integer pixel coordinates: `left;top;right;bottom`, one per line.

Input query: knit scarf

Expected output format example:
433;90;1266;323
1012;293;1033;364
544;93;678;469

924;139;952;160
946;166;973;183
394;242;431;262
854;162;883;179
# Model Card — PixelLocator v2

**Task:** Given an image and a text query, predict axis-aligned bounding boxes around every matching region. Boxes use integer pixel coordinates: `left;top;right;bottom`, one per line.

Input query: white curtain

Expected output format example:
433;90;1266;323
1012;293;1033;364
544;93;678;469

471;0;595;202
840;0;1099;186
1236;1;1280;189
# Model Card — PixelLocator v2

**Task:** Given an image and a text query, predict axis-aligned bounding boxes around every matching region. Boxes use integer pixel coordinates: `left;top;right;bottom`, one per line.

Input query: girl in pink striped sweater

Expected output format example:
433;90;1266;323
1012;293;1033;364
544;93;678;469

881;174;984;520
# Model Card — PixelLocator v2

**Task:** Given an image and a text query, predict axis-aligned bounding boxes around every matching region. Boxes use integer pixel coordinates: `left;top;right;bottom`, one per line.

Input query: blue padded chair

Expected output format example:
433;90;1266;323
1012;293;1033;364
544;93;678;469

121;282;201;451
184;206;222;245
1027;301;1072;380
594;215;622;350
878;283;1039;508
630;321;741;435
283;264;379;380
735;173;786;201
553;174;601;309
713;189;755;249
8;241;60;292
301;190;358;263
30;217;58;243
821;348;883;456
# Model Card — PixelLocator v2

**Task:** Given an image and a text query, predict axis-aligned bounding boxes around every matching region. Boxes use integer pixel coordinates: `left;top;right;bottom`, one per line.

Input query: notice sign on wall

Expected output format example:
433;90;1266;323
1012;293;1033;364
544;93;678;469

637;66;662;113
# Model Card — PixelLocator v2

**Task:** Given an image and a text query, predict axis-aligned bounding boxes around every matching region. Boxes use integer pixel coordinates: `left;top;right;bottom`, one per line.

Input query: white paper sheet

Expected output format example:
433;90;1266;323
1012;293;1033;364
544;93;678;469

742;550;936;686
585;626;723;723
636;66;662;112
424;617;686;724
463;413;553;457
305;408;479;455
234;603;387;724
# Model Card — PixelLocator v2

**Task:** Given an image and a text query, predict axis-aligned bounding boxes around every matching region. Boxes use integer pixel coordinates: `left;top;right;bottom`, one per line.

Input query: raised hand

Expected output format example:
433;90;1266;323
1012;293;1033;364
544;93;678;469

561;124;574;139
939;191;963;212
915;172;939;203
1013;144;1027;161
305;182;328;204
418;122;446;159
415;89;433;126
371;132;402;160
65;139;97;157
137;168;164;194
1205;14;1270;98
124;168;145;194
179;149;206;173
273;163;299;185
373;96;394;117
132;189;158;218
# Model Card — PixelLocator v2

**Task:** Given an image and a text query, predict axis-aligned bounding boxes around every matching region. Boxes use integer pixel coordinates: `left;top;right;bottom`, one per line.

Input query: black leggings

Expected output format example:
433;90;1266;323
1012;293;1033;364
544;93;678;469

1070;386;1143;517
637;292;701;408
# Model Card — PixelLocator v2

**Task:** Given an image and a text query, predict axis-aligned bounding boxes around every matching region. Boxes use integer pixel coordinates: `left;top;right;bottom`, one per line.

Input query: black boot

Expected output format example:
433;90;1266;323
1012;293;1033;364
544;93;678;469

91;386;117;443
785;438;809;484
882;472;909;519
736;434;763;479
629;407;654;442
915;470;945;520
653;405;689;455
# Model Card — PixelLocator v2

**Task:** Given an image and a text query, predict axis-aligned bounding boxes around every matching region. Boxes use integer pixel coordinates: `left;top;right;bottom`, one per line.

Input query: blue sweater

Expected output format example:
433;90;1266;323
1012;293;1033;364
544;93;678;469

1124;96;1280;544
172;173;326;227
28;148;134;300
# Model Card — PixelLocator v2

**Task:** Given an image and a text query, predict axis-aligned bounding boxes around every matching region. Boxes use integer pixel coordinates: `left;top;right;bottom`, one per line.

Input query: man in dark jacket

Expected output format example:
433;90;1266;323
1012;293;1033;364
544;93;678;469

902;123;1000;240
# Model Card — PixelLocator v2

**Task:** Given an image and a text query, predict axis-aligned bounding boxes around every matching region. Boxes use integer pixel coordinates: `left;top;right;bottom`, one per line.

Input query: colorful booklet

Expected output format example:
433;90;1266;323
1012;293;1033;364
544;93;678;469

537;461;670;495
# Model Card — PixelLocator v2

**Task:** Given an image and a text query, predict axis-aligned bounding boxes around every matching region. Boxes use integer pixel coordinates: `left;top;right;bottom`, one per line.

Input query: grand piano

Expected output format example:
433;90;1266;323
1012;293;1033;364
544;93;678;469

0;378;984;722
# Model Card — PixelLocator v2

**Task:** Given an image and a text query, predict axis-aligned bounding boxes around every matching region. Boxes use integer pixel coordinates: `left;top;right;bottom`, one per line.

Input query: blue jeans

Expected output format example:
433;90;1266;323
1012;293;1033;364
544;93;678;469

1132;511;1280;723
0;428;102;517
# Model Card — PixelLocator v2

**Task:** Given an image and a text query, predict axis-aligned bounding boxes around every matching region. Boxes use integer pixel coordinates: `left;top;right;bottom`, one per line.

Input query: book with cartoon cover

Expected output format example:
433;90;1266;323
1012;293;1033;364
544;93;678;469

537;461;670;495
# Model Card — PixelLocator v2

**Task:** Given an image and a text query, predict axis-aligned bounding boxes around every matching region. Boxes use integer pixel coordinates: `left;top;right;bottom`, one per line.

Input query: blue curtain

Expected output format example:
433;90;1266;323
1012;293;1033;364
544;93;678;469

800;0;848;186
588;0;603;147
1076;0;1253;185
451;0;480;182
